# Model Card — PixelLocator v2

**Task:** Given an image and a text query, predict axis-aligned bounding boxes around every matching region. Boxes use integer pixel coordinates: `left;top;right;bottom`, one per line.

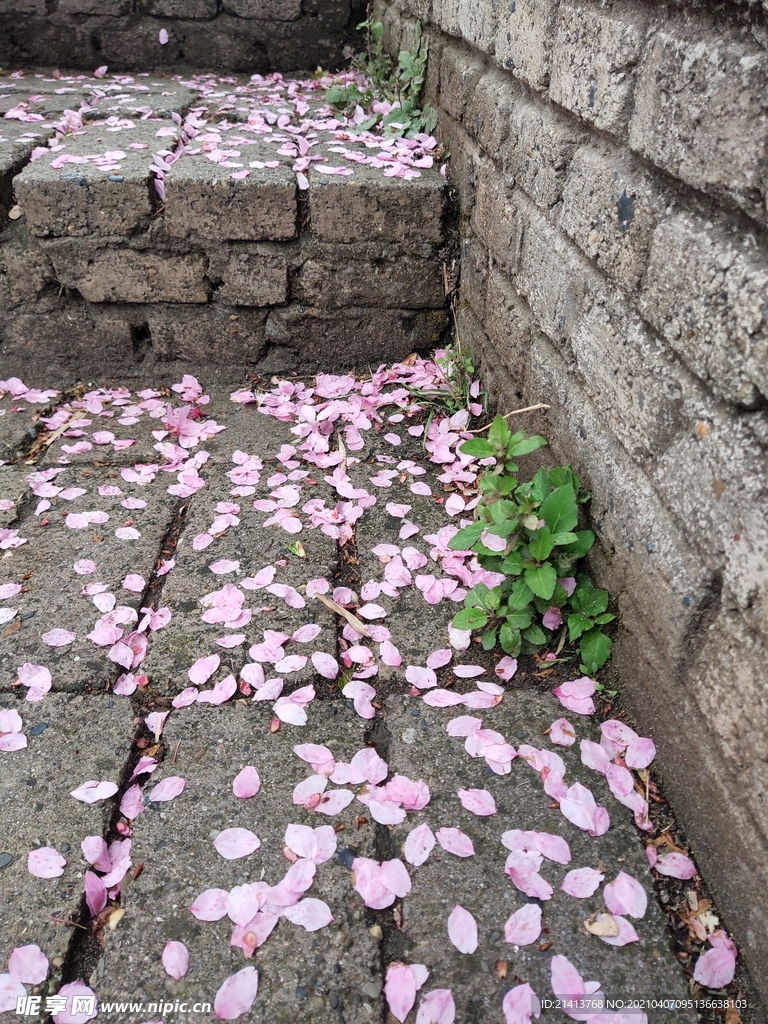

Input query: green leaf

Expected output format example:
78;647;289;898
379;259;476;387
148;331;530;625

522;624;547;645
506;576;534;609
488;500;517;526
488;416;512;452
567;612;594;642
465;583;489;607
549;466;579;492
529;466;550;504
571;578;609;617
559;529;595;557
594;613;615;625
539;484;578;534
459;438;494;458
551;531;578;546
499;623;522;656
481;627;498;650
448;522;485;550
505;610;532;630
500;551;525;575
524;563;557;600
528;526;555;561
579;629;613;673
452;607;488;631
508;434;548;456
482;587;502;611
325;84;350;105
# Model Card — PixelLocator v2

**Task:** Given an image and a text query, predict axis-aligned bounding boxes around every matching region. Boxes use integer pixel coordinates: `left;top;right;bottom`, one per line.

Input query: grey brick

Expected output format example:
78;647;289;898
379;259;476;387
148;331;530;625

165;155;297;242
13;122;173;238
292;254;445;309
460;234;489;320
138;0;218;15
208;249;289;306
484;262;535;390
437;111;481;221
569;295;686;464
629;14;768;225
525;330;713;663
308;164;445;245
494;0;559;92
465;65;519;156
146;304;269;363
640;213;768;407
58;0;131;12
223;0;302;18
439;42;486;125
514;191;598;345
549;0;649;138
458;0;500;54
471;157;524;273
432;0;461;37
49;246;210;304
502;93;586;208
559;141;668;292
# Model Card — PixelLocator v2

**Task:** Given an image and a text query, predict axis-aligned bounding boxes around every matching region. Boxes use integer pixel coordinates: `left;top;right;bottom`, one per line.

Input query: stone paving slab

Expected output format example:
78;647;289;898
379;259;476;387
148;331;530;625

0;74;195;120
98;702;383;1024
14;121;180;237
0;464;175;691
0;693;135;984
383;693;698;1024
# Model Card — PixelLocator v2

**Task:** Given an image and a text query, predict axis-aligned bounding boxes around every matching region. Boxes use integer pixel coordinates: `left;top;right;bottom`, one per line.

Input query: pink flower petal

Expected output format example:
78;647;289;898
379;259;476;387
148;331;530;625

42;628;76;647
52;982;98;1024
416;989;456;1024
502;984;541;1024
190;888;229;921
653;852;697;879
311;651;339;679
385;963;424;1023
70;780;118;803
436;827;475;858
119;784;144;820
213;828;260;860
552;676;596;715
549;718;576;746
162;940;189;979
84;870;107;917
8;944;48;985
560;867;604;898
214;966;259;1020
27;846;66;878
693;944;736;989
404;823;436;867
209;559;240;574
149;775;186;802
447;904;478;954
598;914;640;946
604;871;647;919
457;788;496;816
232;766;261;798
283;897;334;931
188;653;220;686
625;735;656;769
504;903;542;945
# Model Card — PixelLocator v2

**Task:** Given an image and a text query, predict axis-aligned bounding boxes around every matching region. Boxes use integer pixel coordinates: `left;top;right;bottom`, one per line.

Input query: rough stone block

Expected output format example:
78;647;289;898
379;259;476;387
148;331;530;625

640;212;768;407
145;304;269;363
559;141;667;292
292;253;445;308
437;111;481;222
471;157;523;272
165;157;297;242
549;0;649;138
0;240;56;308
458;0;500;54
458;301;525;412
460;234;489;320
484;262;535;390
494;0;559;92
57;0;131;13
13;122;172;238
629;14;768;225
438;41;486;125
308;165;445;245
138;0;219;16
464;65;519;155
0;0;44;11
525;330;713;662
502;92;586;208
223;0;302;18
432;0;461;36
514;191;597;345
569;294;686;463
49;246;209;304
208;248;289;306
266;304;448;364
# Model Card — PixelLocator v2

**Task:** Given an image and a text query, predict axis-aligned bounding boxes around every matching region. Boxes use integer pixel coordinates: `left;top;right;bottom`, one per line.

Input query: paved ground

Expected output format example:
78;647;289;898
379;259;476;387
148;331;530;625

0;361;725;1023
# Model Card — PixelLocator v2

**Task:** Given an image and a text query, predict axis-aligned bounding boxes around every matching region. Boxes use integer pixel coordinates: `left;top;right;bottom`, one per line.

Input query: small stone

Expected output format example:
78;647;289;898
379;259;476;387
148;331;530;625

8;205;21;220
361;981;382;999
330;995;339;1008
30;723;48;736
489;930;502;944
0;853;12;868
295;986;306;1001
108;175;125;182
60;843;70;853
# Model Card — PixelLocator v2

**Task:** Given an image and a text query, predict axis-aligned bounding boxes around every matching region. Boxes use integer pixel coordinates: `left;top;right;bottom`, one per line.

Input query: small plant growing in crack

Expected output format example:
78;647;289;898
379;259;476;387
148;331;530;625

450;415;614;674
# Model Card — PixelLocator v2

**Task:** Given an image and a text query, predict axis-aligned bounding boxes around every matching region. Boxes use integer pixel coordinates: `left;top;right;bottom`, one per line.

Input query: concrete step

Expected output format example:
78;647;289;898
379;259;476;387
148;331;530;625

0;68;450;377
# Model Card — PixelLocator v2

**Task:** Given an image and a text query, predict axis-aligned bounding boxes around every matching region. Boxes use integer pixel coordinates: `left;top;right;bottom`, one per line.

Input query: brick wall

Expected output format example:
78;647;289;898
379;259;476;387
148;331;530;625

374;0;768;1005
0;0;365;72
